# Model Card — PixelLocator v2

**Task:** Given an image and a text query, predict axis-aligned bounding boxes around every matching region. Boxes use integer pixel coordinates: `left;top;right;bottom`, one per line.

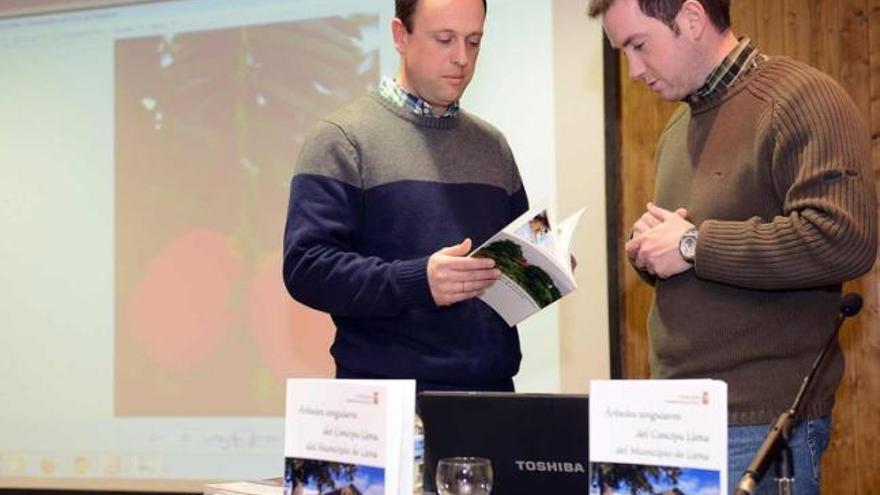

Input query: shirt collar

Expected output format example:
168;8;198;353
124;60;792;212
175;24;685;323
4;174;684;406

378;76;459;118
688;37;765;105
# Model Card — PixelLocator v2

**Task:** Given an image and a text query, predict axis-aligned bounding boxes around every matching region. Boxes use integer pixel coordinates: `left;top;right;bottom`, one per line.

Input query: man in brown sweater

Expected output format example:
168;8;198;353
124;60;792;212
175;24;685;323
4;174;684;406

588;1;877;494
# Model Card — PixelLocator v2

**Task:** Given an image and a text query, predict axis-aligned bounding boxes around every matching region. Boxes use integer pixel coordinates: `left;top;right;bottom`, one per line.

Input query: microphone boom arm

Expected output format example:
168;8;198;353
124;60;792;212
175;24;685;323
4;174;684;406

734;293;862;495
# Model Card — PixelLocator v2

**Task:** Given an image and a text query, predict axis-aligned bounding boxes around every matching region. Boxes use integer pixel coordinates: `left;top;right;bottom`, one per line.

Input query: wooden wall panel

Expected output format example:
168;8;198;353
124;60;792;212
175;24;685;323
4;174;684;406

614;0;880;493
782;0;815;63
616;56;676;379
872;1;880;173
755;0;785;55
732;0;756;42
817;1;843;78
828;2;872;494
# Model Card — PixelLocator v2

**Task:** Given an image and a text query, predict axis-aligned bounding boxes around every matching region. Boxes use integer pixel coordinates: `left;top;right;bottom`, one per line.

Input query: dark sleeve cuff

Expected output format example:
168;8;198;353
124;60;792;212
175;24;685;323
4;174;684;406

395;256;436;309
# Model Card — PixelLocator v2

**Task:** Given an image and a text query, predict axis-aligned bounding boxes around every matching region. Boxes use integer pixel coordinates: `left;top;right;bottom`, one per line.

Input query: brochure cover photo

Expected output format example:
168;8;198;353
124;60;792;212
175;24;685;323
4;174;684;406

590;463;721;495
471;203;584;326
285;459;384;495
284;379;415;495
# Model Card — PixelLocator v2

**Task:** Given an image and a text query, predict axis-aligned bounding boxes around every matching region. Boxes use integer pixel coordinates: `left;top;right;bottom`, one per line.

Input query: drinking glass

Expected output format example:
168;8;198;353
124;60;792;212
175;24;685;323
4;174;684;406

435;456;493;495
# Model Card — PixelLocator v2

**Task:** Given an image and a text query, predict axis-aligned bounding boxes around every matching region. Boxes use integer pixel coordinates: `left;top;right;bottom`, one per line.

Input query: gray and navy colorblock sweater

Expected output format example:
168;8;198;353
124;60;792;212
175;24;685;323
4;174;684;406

282;92;529;389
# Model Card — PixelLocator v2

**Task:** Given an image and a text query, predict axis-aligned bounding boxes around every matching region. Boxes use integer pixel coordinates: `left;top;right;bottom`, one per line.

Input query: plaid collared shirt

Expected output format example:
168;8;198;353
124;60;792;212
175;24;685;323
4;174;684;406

378;76;460;118
688;37;766;104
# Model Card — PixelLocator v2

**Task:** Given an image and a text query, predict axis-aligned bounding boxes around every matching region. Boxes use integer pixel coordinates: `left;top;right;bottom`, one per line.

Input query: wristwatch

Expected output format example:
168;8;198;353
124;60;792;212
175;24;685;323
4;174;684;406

678;227;698;264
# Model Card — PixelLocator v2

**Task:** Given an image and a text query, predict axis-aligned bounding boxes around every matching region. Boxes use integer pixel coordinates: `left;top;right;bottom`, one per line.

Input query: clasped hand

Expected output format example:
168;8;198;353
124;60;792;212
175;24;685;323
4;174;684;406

427;238;501;306
624;203;695;279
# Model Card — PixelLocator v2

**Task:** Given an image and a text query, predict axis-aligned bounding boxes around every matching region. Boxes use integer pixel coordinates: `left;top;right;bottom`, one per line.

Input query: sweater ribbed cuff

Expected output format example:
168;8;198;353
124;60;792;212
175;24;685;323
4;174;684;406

395;257;434;309
692;220;745;282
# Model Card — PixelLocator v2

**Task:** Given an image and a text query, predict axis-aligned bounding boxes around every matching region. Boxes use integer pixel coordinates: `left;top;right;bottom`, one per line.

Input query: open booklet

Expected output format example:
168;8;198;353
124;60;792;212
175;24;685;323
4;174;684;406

470;203;585;326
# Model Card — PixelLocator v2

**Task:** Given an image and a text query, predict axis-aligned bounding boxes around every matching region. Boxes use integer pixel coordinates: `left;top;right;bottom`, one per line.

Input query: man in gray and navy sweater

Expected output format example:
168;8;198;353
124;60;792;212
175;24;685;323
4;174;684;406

282;0;528;391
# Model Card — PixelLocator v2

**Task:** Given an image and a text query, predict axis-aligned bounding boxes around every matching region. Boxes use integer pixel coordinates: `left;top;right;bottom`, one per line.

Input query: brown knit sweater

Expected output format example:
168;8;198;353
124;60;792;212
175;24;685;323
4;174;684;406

647;56;877;425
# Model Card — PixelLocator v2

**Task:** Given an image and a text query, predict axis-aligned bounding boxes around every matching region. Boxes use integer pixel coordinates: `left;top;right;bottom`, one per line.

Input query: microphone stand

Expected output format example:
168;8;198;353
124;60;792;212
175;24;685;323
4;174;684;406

734;293;862;495
774;430;793;495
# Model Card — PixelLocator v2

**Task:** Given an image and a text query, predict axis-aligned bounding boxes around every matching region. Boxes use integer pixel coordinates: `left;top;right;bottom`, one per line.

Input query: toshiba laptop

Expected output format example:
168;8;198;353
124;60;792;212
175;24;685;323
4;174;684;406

417;391;590;495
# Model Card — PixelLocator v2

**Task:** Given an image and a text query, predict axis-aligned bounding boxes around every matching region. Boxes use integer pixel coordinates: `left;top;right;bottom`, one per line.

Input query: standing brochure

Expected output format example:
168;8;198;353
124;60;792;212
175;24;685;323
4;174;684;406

284;379;416;495
589;379;728;495
470;203;585;326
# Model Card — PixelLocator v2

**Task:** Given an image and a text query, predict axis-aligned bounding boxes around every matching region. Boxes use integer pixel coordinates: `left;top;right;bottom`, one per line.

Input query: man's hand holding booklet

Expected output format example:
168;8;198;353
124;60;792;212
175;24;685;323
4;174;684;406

470;202;585;326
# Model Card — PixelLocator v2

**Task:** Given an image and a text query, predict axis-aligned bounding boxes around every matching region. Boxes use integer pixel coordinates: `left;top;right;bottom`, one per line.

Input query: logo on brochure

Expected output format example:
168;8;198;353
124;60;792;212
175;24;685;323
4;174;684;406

347;392;381;406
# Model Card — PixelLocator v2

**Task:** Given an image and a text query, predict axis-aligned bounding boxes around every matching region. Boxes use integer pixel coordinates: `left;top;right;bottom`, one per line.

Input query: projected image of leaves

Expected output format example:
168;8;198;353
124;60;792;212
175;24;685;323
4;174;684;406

115;13;380;416
474;240;561;308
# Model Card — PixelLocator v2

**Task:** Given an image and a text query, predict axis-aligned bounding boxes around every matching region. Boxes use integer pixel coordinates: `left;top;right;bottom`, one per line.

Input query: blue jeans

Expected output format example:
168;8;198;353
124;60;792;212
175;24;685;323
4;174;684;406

728;417;831;495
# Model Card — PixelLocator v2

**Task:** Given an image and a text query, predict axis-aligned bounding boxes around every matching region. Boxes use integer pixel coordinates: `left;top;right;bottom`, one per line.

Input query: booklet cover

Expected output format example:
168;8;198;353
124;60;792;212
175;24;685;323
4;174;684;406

589;379;728;495
284;379;416;495
470;203;585;326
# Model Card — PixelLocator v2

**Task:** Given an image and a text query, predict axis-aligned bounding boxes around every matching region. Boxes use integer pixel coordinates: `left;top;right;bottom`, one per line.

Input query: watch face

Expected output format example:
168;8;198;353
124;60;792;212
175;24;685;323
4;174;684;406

682;237;696;255
679;231;697;261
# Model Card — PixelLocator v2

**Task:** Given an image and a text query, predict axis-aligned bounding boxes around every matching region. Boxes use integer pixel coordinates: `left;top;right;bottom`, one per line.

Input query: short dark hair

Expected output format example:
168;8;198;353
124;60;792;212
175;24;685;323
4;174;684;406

587;0;731;32
395;0;488;33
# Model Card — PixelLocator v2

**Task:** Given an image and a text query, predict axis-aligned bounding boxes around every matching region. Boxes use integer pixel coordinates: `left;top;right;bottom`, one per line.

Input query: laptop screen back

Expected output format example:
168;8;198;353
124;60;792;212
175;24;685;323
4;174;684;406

417;391;589;495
